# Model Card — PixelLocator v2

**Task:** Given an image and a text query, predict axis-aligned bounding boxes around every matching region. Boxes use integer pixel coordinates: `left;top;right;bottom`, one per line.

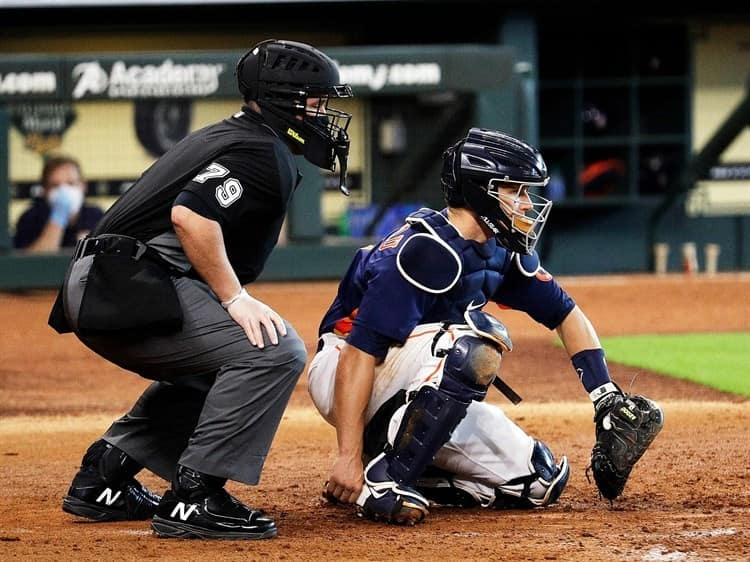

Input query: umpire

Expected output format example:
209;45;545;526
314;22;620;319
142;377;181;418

51;39;353;540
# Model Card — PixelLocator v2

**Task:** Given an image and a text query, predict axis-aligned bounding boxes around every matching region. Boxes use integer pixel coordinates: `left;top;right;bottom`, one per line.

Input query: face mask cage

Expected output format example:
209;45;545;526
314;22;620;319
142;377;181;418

486;176;552;254
302;96;352;141
266;84;353;139
303;83;353;137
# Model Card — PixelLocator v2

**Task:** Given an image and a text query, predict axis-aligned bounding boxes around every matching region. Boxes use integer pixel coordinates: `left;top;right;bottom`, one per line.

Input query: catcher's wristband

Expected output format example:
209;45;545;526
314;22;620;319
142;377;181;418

589;382;620;404
221;287;248;310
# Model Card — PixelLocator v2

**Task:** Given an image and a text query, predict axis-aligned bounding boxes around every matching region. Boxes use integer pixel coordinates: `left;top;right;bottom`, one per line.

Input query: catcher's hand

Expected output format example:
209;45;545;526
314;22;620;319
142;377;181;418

589;391;664;500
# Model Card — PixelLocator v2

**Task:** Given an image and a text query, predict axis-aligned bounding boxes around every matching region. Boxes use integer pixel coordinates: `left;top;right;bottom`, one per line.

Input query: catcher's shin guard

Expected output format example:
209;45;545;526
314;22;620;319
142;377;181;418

357;336;500;524
389;335;499;485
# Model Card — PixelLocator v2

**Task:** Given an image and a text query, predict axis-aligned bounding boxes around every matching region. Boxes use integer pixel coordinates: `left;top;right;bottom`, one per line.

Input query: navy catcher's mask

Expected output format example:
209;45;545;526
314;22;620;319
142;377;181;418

441;128;552;254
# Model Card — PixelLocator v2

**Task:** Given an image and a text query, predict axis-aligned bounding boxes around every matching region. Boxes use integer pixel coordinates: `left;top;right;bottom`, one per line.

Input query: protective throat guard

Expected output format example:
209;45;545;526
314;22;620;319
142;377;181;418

260;101;352;194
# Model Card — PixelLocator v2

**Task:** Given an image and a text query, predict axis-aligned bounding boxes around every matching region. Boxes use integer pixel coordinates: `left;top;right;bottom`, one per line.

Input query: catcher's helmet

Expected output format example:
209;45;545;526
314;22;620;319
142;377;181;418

236;39;354;193
441;128;552;254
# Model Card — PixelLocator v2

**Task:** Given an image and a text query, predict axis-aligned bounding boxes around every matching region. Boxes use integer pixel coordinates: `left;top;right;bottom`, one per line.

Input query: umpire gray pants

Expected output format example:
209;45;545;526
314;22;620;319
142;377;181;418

63;258;306;486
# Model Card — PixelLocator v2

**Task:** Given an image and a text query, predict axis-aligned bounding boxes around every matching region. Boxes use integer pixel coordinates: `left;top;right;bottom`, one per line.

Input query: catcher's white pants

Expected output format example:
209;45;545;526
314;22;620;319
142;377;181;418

307;323;537;501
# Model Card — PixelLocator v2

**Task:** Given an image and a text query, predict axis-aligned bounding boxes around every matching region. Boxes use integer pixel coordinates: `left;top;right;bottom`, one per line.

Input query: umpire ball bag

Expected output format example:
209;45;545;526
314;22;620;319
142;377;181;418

50;235;183;337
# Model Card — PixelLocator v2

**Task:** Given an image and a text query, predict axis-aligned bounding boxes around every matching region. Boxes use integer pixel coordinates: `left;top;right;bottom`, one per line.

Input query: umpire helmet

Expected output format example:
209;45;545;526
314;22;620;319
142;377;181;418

236;39;354;193
441;128;552;254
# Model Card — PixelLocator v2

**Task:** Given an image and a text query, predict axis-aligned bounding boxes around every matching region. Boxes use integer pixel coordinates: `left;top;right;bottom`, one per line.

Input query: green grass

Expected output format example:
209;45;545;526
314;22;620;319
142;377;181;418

594;332;750;397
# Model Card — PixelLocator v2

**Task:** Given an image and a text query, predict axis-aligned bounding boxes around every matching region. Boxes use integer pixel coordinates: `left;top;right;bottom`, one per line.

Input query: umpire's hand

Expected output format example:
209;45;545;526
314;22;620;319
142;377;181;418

226;289;287;348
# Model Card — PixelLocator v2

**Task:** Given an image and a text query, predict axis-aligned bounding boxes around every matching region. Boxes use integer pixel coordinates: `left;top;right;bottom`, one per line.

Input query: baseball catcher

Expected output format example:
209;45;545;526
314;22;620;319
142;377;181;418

307;127;664;526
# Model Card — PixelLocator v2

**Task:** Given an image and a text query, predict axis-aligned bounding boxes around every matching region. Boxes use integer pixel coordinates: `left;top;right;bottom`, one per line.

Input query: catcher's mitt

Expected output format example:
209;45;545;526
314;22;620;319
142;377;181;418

589;392;664;500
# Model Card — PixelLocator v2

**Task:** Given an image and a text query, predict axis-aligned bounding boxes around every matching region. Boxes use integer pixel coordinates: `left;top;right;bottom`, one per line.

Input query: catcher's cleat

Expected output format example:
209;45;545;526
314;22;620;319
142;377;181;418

62;468;161;521
355;453;430;526
151;490;277;540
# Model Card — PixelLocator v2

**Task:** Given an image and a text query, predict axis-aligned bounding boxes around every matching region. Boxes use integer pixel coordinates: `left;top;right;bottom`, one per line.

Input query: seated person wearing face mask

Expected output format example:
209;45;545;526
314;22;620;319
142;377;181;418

13;156;105;253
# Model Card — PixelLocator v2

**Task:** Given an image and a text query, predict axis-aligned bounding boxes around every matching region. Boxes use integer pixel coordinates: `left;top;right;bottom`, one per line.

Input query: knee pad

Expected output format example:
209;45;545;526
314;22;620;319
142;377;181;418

493;440;570;509
440;335;502;403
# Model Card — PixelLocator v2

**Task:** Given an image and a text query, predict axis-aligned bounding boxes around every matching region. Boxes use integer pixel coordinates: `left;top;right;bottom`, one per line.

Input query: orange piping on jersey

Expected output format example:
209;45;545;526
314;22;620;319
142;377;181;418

423;359;446;382
379;235;403;251
536;268;553;282
378;223;410;251
407;328;441;339
423;327;456;382
333;308;359;337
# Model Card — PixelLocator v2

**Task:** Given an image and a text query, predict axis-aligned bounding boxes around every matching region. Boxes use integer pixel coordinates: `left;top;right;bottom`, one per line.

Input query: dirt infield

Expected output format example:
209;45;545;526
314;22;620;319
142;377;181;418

1;273;749;561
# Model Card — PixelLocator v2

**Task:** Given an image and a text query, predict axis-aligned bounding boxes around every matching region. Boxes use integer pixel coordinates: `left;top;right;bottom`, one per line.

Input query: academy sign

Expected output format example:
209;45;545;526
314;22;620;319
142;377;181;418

71;59;225;99
336;62;441;92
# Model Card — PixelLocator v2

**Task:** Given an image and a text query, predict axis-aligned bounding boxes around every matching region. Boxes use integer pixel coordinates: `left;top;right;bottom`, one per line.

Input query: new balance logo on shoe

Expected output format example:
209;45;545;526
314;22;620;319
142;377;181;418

96;488;122;506
170;502;198;521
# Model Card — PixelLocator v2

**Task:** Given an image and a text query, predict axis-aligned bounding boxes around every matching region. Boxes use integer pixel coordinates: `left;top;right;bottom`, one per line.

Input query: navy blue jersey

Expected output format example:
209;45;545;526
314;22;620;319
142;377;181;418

13;200;104;249
319;208;575;359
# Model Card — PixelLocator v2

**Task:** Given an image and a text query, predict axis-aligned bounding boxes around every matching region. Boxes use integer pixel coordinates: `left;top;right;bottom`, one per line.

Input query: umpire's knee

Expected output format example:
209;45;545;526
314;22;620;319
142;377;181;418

275;322;307;380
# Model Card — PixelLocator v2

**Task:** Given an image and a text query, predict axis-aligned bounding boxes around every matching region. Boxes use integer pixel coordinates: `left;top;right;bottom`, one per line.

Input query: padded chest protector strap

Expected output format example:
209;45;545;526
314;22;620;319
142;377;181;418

397;212;462;294
515;250;541;277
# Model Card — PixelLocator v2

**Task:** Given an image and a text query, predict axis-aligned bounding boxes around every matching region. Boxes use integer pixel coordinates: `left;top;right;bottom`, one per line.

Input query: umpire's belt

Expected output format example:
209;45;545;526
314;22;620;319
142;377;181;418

74;234;150;262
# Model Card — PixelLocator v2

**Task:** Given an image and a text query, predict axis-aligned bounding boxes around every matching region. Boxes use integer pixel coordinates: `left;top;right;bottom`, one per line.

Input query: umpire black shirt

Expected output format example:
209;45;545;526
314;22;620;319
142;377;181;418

92;107;300;284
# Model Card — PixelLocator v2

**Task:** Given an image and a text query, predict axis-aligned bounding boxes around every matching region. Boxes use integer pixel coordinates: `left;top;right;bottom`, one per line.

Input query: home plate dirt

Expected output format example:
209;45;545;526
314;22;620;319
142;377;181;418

1;274;748;561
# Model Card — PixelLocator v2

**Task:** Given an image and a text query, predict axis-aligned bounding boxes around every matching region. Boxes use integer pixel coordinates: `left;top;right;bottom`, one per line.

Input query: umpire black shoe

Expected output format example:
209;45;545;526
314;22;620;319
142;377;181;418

62;439;160;521
62;468;161;521
151;489;277;540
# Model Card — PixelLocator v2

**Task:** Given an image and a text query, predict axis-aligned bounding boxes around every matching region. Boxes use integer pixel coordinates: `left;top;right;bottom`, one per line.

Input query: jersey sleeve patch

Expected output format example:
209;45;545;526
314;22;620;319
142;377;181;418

191;162;229;184
215;177;244;207
396;233;462;294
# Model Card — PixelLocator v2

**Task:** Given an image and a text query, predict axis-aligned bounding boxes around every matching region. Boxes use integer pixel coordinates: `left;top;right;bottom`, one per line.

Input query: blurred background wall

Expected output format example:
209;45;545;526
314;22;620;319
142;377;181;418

0;0;748;287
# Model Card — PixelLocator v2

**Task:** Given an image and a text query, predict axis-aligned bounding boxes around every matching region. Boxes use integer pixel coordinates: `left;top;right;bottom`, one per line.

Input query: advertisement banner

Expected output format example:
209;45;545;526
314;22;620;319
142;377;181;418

0;59;63;101
0;46;515;101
